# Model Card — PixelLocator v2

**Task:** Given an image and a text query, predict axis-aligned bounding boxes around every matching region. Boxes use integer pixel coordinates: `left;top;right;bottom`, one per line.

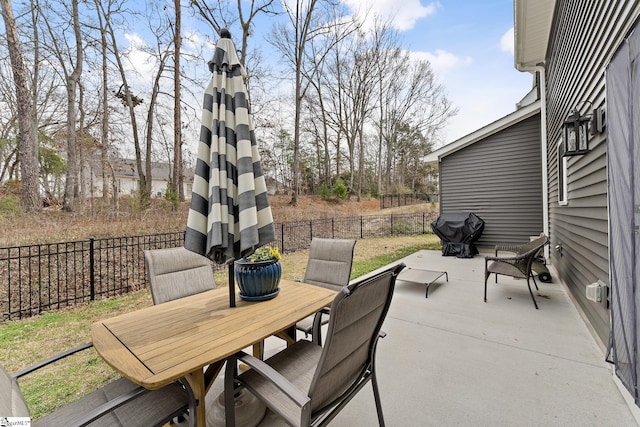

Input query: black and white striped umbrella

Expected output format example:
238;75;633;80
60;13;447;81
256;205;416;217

185;30;275;307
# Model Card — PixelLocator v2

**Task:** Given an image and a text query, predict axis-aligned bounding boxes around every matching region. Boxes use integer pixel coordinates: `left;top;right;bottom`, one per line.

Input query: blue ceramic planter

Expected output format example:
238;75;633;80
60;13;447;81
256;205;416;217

235;259;282;301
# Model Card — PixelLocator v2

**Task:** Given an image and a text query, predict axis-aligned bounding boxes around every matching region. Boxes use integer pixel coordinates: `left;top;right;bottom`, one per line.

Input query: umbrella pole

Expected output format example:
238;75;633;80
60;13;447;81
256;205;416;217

228;263;236;307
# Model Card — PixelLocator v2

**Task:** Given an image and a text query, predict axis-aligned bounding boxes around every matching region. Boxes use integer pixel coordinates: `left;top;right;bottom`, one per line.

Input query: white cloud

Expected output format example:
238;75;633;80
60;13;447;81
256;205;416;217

123;33;156;82
343;0;439;32
410;49;472;80
500;27;514;54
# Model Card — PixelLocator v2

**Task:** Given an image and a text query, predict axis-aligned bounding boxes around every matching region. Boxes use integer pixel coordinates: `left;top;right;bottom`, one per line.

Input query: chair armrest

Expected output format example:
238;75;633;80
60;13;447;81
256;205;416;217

485;254;521;263
235;351;310;408
494;244;523;256
67;385;149;427
13;342;93;379
310;307;332;345
68;378;195;427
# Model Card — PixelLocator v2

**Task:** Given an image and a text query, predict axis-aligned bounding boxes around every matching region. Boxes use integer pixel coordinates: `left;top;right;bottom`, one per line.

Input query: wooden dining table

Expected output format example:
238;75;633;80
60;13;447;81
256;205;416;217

91;279;337;427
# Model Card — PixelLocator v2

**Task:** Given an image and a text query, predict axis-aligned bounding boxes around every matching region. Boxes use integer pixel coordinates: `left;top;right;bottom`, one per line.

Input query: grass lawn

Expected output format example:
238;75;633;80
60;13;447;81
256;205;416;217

0;235;440;420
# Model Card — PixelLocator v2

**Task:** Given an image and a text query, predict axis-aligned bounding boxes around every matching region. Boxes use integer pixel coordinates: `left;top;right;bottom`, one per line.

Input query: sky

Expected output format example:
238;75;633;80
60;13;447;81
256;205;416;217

339;0;534;144
123;0;533;150
239;0;534;145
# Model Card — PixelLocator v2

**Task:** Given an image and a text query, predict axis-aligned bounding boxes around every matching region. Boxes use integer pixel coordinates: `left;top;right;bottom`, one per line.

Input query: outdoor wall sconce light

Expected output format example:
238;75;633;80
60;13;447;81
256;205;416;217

562;102;606;157
563;106;591;156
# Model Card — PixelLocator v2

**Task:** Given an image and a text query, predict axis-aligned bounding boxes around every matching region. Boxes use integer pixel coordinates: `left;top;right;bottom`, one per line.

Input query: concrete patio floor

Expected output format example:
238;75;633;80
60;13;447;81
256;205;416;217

204;249;639;426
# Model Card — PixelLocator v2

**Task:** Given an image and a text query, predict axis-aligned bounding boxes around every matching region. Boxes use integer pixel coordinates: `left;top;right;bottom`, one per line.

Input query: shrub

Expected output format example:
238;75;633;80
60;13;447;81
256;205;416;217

0;195;23;217
318;183;331;201
129;190;151;217
332;178;348;200
162;185;179;210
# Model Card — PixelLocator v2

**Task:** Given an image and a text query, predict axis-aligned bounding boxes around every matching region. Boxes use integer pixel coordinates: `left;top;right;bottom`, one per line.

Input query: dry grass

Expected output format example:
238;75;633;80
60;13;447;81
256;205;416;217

0;194;435;247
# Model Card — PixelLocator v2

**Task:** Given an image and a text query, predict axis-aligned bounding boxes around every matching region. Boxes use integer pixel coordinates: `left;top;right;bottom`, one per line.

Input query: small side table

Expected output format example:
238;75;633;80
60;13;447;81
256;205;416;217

398;268;448;298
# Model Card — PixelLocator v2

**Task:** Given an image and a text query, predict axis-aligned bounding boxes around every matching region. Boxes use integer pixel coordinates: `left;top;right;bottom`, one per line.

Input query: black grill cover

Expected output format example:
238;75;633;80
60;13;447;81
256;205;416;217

431;212;485;258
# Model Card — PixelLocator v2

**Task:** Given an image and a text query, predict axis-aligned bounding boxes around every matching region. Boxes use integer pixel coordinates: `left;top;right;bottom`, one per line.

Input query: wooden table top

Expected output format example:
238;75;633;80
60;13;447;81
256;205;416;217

92;279;337;389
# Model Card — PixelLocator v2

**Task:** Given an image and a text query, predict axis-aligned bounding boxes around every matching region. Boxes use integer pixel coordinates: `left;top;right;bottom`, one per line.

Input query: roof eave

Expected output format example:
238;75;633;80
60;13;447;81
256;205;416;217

423;100;541;165
514;0;556;71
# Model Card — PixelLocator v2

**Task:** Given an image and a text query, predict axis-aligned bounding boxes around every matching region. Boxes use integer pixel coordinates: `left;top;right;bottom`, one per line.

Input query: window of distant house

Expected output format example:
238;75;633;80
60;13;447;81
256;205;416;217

557;139;568;205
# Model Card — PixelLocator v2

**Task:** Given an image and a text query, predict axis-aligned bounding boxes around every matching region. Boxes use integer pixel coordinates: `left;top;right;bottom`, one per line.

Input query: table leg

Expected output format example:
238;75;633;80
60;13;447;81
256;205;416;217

185;368;206;427
204;361;224;395
276;325;297;346
252;341;265;359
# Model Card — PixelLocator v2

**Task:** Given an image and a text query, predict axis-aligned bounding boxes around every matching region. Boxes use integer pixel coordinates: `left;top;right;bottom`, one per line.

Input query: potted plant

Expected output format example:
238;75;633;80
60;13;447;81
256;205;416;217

235;245;282;301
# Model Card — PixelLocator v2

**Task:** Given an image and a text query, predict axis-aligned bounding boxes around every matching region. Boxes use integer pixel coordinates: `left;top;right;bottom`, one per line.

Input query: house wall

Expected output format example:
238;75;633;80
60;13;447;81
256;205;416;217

440;114;542;248
545;1;640;345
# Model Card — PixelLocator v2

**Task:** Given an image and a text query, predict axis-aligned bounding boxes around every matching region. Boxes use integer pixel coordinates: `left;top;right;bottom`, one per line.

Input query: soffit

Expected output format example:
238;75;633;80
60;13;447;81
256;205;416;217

514;0;556;70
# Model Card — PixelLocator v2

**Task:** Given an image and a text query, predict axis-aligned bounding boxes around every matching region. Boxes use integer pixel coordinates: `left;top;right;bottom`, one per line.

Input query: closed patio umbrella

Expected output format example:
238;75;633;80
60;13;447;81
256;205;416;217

185;29;276;307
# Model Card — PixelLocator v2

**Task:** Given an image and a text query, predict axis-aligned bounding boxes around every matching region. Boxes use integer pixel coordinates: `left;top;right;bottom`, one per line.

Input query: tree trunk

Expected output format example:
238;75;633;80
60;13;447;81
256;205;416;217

173;0;183;203
62;0;83;212
1;0;40;212
96;2;111;205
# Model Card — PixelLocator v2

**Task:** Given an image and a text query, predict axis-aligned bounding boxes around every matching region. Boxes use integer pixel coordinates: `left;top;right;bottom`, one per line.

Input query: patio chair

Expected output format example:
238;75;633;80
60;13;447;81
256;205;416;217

144;246;216;304
223;262;406;427
484;233;549;309
296;238;357;343
0;342;196;427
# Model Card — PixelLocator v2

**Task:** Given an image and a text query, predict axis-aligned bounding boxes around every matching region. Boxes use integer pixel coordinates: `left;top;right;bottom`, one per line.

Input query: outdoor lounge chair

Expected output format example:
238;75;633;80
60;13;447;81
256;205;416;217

0;342;196;427
295;238;356;344
484;233;549;309
223;262;405;427
144;246;216;304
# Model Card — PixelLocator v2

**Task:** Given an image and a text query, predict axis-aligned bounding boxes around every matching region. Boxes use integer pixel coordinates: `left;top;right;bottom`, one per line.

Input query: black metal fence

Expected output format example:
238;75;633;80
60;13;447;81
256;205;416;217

1;211;438;320
379;193;438;209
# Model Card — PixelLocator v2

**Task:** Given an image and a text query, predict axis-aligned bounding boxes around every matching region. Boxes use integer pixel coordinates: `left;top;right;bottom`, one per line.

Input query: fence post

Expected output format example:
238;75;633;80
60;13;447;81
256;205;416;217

89;238;95;301
360;216;364;239
309;220;313;242
332;218;335;238
280;223;285;252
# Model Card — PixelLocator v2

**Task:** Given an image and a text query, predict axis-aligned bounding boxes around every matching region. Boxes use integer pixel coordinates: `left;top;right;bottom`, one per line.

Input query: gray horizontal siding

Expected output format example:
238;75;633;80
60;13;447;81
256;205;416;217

440;114;542;248
545;0;640;345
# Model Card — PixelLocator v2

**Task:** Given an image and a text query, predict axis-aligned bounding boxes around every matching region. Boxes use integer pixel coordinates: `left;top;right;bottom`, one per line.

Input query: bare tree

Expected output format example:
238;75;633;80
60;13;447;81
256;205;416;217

39;0;85;211
379;53;456;192
91;0;117;208
1;0;40;212
96;0;149;202
270;0;356;205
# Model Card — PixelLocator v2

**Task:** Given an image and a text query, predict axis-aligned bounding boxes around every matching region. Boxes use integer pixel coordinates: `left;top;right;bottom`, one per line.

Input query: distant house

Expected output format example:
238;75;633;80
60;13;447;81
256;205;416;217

85;158;194;199
429;0;640;411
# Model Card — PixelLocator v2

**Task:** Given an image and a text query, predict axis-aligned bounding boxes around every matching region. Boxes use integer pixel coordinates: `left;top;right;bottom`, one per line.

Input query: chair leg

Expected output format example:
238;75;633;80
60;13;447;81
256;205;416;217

224;358;238;427
484;260;489;302
484;276;488;302
526;277;539;309
484;271;490;303
531;273;539;290
371;371;385;427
